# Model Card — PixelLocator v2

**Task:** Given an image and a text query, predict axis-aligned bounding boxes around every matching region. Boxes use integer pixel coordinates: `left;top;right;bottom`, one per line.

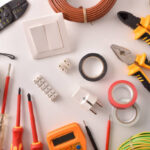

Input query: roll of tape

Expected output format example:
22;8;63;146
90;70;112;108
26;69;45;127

112;103;140;127
108;80;137;109
79;53;107;82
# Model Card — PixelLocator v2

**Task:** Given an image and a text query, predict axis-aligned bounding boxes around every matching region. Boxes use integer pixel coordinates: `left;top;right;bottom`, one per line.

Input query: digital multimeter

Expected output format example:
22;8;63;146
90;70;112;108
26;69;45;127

47;123;86;150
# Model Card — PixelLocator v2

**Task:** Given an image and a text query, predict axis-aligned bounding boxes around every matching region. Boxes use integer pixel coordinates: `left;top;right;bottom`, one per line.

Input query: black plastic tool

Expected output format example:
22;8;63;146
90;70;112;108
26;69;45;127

0;0;28;31
83;121;98;150
117;11;141;29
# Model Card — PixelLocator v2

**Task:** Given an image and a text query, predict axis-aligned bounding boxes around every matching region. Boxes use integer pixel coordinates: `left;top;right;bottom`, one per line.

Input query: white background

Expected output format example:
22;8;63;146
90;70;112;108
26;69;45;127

0;0;150;150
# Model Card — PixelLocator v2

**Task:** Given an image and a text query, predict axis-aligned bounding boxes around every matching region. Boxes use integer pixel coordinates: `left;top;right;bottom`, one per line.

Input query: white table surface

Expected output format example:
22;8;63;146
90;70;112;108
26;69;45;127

0;0;150;149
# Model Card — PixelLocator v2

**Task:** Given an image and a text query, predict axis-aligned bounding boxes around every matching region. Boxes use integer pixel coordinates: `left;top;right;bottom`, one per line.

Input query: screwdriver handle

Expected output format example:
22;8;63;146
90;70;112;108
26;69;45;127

31;142;43;150
11;127;23;150
136;53;150;69
128;64;150;91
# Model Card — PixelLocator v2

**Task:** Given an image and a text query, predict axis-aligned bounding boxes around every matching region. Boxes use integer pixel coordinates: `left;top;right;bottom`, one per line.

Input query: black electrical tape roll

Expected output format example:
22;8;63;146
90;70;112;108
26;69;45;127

79;53;107;82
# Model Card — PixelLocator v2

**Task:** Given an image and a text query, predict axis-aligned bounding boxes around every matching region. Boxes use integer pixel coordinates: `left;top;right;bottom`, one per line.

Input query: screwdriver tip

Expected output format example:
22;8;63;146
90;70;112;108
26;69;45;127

18;88;21;95
27;93;31;101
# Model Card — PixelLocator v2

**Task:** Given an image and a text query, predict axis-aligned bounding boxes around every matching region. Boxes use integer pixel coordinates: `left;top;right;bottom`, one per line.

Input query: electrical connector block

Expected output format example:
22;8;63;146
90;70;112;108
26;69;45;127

33;75;58;102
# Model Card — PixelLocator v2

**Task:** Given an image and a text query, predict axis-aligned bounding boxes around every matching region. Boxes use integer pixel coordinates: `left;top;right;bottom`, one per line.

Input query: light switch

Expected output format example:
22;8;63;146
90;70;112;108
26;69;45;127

30;25;49;52
23;13;71;59
45;22;63;50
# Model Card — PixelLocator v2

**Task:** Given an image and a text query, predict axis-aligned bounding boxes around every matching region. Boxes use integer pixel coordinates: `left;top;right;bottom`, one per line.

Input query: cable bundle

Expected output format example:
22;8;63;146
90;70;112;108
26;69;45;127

118;132;150;150
48;0;117;23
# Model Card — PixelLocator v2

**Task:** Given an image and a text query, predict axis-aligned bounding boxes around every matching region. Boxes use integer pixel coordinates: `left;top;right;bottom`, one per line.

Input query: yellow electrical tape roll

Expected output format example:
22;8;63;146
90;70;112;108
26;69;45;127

118;132;150;150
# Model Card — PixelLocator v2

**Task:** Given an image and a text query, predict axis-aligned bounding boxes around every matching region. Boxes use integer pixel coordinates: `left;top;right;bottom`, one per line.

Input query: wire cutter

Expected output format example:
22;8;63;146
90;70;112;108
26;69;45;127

111;44;150;92
117;11;150;46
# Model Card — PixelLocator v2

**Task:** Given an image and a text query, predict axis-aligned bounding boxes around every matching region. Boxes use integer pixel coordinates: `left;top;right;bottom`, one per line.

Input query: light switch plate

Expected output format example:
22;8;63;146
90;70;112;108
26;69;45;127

23;13;70;59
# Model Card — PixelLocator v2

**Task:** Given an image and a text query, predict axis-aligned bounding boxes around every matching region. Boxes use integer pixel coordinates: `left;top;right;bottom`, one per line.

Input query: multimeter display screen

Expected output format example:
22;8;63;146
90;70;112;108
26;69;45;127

52;132;75;146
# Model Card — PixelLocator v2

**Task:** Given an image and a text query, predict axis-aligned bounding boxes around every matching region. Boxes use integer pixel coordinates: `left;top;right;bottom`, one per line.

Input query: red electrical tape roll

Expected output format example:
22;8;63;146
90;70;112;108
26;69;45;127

108;80;137;109
48;0;117;23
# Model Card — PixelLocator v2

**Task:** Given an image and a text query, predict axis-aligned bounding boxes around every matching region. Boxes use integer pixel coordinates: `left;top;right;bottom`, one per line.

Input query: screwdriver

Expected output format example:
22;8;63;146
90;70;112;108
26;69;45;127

11;88;23;150
27;94;43;150
83;121;98;150
0;64;11;150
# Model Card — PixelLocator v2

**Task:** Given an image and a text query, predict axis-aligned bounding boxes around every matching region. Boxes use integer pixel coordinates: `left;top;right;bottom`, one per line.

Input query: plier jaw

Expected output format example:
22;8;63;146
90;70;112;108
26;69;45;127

117;11;141;29
111;44;136;65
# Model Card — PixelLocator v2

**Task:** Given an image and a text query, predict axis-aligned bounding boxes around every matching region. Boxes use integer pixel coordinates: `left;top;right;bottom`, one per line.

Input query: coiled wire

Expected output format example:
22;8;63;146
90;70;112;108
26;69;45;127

118;132;150;150
48;0;117;23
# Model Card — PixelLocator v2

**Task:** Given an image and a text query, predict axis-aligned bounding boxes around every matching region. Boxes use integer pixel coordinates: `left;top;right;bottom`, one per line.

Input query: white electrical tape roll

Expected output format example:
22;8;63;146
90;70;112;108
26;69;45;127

112;103;140;127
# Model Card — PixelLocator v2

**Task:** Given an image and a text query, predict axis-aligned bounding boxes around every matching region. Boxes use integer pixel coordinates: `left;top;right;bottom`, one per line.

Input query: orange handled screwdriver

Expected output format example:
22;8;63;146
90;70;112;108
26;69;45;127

27;94;43;150
11;88;23;150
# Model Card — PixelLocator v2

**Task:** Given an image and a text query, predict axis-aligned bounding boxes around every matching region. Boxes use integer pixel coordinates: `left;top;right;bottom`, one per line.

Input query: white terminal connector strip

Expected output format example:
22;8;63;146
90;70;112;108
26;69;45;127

59;58;72;73
72;87;102;115
33;75;58;102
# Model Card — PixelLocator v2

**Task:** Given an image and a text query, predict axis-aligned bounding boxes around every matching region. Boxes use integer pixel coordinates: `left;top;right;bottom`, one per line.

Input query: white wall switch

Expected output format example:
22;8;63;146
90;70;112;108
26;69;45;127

23;13;70;59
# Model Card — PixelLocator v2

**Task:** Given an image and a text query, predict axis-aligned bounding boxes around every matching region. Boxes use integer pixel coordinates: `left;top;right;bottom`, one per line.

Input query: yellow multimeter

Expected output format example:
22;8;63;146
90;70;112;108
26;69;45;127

47;123;86;150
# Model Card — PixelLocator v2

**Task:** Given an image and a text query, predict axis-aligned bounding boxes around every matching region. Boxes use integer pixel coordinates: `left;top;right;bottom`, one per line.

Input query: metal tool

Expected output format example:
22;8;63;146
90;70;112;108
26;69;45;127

117;11;150;46
11;88;23;150
0;64;11;150
83;121;98;150
111;44;150;92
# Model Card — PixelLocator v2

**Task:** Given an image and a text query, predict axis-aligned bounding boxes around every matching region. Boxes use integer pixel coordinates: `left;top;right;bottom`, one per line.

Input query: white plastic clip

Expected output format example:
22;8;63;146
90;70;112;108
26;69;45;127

33;75;58;101
72;87;102;114
59;58;71;73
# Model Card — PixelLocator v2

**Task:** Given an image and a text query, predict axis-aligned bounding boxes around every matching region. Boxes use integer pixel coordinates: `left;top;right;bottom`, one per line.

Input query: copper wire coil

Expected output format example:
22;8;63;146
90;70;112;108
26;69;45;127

48;0;117;23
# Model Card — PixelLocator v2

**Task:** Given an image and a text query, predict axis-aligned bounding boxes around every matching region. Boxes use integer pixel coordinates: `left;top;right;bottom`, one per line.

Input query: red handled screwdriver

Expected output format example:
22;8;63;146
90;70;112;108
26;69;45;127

11;88;23;150
0;64;11;150
27;94;43;150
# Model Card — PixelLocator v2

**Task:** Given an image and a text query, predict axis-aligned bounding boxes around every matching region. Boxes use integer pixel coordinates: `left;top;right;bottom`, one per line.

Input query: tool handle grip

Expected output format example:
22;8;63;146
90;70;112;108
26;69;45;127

31;142;43;150
128;64;150;91
11;127;23;150
134;70;150;91
143;57;150;69
136;54;150;69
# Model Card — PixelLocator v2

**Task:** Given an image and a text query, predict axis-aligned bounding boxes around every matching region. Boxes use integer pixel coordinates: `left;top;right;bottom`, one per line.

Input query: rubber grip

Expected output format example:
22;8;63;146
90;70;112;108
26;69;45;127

128;64;150;92
136;53;150;69
134;71;150;92
11;127;23;150
31;142;43;150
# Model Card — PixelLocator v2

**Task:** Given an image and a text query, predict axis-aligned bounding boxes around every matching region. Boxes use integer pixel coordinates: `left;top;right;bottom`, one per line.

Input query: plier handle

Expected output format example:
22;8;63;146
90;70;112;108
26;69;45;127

111;44;150;92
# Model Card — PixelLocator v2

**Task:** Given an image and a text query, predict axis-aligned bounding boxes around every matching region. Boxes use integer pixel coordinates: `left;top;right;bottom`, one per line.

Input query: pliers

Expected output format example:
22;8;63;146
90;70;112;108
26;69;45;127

117;11;150;46
111;44;150;92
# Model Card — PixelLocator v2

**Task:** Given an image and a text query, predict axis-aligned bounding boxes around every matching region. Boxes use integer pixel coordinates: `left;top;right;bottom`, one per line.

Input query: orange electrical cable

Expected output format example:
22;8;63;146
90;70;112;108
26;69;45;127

48;0;117;23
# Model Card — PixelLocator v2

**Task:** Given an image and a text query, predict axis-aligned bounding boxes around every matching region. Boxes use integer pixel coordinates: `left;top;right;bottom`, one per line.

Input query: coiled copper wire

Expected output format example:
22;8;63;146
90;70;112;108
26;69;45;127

48;0;117;23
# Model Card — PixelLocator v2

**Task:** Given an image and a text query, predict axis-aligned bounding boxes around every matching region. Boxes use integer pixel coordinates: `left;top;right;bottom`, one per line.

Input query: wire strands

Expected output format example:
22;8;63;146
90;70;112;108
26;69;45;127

118;132;150;150
48;0;117;23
